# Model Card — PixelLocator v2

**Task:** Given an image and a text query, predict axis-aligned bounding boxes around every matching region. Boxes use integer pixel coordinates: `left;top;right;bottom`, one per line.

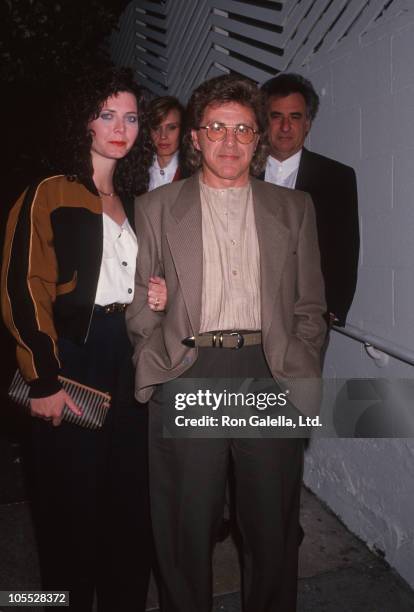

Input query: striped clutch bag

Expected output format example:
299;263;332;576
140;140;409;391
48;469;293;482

8;370;111;430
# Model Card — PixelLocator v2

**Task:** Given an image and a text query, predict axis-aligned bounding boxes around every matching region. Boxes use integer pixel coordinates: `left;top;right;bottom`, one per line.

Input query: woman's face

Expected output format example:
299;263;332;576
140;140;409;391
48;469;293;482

88;91;139;163
151;108;181;161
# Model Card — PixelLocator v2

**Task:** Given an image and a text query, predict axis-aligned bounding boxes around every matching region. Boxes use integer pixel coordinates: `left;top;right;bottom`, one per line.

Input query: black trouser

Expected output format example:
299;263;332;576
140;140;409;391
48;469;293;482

149;345;303;612
28;310;153;612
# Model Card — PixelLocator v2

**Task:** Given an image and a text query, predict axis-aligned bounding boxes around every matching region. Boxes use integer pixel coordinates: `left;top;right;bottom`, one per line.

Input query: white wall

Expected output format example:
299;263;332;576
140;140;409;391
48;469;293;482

299;9;414;589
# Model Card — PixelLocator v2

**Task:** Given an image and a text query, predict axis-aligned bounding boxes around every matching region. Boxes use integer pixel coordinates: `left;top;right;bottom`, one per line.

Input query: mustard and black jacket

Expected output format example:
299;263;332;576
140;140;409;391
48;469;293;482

1;175;133;398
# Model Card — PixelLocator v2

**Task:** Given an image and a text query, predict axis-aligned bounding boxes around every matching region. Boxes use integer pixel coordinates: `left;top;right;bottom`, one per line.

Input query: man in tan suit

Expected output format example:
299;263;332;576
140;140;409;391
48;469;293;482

127;74;326;612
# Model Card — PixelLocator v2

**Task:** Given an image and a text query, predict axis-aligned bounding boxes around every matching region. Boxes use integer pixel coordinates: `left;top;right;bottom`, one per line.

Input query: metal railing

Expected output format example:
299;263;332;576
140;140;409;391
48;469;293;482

333;324;414;367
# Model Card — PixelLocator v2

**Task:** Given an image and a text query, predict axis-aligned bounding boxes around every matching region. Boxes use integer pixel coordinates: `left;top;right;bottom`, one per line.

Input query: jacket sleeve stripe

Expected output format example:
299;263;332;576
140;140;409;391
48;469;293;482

2;178;61;382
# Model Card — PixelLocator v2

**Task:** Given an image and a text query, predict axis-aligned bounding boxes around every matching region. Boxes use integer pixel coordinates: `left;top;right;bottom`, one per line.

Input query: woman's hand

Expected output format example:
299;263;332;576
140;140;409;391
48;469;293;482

147;276;167;311
30;389;82;427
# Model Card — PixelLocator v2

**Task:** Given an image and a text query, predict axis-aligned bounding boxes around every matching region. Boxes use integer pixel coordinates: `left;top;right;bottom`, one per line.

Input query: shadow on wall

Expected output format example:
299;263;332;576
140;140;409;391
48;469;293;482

332;379;414;437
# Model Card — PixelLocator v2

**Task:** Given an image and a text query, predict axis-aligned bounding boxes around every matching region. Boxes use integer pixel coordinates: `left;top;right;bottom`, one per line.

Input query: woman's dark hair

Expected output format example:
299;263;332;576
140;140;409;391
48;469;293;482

54;66;152;197
261;73;320;121
182;74;268;176
148;96;185;131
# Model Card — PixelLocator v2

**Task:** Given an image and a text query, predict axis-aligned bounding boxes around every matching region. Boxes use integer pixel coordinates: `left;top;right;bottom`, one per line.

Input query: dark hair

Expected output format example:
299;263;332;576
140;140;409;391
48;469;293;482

148;96;185;131
261;73;319;121
53;66;152;198
182;74;268;176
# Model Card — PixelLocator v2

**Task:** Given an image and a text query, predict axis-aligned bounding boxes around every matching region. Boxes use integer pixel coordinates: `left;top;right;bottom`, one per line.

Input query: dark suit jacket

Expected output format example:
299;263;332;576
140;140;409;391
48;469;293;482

126;173;326;414
260;148;359;326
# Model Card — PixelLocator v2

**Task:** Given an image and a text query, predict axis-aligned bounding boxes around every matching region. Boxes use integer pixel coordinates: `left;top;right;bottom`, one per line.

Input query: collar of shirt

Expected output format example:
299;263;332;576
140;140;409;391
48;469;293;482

148;151;179;191
264;149;302;188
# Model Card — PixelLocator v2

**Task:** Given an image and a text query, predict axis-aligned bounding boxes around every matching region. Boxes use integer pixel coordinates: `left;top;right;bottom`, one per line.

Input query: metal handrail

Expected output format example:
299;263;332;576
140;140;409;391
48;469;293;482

333;323;414;367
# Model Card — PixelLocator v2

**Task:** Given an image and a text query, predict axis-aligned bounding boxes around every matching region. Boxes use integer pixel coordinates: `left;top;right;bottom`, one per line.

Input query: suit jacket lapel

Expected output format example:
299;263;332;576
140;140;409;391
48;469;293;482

295;147;313;191
251;178;290;337
166;174;203;333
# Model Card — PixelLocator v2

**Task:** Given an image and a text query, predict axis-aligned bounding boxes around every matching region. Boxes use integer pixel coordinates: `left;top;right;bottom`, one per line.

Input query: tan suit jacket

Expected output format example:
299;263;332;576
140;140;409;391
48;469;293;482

126;173;326;409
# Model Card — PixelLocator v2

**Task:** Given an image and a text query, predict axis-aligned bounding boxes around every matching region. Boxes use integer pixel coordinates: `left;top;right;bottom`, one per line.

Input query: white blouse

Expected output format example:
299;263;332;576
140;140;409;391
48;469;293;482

148;152;179;191
94;213;138;305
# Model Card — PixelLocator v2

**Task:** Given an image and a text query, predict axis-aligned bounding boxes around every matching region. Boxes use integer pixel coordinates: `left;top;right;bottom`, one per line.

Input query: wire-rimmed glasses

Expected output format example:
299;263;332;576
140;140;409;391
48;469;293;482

198;121;258;144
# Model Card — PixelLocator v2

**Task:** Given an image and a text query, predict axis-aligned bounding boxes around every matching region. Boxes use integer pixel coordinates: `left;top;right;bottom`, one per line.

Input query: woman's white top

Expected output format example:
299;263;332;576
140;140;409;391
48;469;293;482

148;151;179;191
94;213;138;305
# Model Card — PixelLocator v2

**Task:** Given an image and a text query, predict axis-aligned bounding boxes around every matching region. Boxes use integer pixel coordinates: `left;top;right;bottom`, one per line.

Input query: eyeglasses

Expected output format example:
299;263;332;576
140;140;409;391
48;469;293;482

198;122;258;144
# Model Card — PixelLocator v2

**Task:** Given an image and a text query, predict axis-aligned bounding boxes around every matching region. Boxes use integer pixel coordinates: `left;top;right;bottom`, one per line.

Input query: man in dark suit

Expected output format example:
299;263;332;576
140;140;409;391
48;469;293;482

261;73;359;327
127;74;326;612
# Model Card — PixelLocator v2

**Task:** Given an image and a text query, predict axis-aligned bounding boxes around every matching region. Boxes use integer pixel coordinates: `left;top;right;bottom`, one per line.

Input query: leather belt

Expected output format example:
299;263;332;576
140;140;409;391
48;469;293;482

182;331;262;349
94;303;128;314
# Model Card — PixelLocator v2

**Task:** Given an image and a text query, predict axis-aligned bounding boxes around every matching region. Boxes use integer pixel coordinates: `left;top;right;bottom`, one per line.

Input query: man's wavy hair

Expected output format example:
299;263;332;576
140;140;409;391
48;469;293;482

261;73;320;121
182;74;268;176
54;66;152;198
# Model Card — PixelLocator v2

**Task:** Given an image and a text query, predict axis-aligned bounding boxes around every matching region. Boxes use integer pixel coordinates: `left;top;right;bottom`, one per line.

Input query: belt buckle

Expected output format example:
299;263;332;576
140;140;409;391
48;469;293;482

104;303;115;314
229;331;244;349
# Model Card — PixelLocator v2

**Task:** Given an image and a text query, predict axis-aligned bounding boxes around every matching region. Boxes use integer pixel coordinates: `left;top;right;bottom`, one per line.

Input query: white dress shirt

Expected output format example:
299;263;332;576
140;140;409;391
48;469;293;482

94;213;138;305
264;149;302;189
148;152;179;191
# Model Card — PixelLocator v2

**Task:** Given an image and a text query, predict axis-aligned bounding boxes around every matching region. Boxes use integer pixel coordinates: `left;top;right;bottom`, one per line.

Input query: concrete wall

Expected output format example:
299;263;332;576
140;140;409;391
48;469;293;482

301;9;414;589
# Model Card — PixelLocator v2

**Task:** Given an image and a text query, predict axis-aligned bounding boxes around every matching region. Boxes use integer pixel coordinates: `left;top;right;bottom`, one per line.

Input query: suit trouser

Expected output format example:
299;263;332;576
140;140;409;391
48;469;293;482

28;310;153;612
149;345;303;612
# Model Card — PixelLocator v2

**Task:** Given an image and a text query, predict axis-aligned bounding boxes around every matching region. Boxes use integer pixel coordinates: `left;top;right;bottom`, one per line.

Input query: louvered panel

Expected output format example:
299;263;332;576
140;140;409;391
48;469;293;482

211;46;278;84
135;35;165;56
276;0;334;68
139;0;167;13
164;1;212;86
315;0;372;54
111;0;413;99
135;24;166;43
358;0;408;38
165;2;214;99
211;32;282;71
137;51;167;70
212;15;281;48
170;32;217;98
215;0;282;22
136;12;166;30
281;0;352;70
111;2;139;67
275;0;333;48
136;61;168;88
294;0;407;71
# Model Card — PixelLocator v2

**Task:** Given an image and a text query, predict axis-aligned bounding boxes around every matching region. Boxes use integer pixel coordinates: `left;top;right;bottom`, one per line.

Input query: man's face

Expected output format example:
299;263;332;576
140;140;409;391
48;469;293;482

191;102;259;188
267;93;311;161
